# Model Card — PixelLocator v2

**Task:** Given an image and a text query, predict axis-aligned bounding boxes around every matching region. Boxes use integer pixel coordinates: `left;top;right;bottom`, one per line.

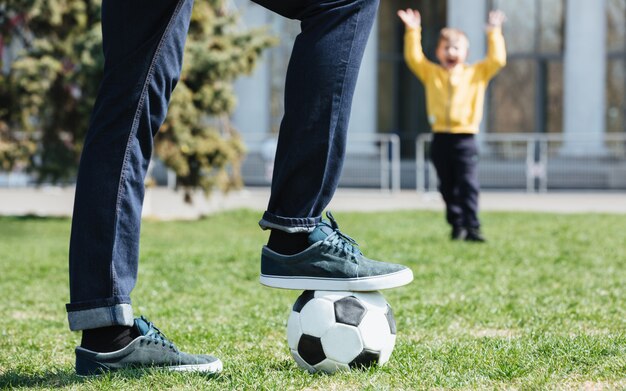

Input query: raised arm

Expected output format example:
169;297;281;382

398;9;436;81
477;10;507;79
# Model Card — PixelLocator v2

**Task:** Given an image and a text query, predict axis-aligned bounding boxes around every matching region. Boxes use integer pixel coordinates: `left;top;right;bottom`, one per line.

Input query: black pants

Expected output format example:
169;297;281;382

430;133;480;229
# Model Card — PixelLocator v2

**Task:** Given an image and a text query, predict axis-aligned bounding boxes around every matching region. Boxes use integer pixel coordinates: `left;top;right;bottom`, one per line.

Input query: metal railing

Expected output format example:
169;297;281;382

6;132;623;193
0;132;402;192
241;132;401;192
367;133;401;193
416;133;626;192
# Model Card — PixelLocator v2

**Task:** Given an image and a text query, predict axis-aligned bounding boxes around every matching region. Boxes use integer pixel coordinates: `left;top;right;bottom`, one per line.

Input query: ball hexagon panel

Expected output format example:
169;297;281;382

292;290;315;312
300;298;336;337
334;296;367;327
314;358;350;374
359;310;393;351
378;334;396;365
297;334;326;366
286;311;302;350
320;323;364;364
314;290;353;302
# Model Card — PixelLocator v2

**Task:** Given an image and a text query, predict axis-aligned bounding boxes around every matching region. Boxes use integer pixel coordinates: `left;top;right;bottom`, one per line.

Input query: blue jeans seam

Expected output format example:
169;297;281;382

111;0;186;297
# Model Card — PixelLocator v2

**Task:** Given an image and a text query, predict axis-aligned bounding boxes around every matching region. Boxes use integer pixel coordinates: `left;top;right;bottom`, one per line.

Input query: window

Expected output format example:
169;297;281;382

607;0;626;133
489;60;536;132
488;0;565;133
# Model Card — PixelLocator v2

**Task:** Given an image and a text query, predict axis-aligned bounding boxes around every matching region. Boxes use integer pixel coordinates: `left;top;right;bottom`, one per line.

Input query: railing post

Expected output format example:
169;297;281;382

416;135;425;192
539;138;548;192
379;136;390;192
390;134;401;193
526;139;535;193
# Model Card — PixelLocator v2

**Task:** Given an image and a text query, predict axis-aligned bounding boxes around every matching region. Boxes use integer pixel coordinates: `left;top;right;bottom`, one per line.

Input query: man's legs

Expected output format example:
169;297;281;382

67;0;192;331
67;0;221;375
254;0;379;232
254;0;413;290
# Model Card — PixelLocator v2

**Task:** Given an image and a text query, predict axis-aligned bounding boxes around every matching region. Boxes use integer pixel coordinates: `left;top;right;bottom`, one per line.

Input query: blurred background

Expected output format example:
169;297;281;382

234;0;625;192
1;0;625;195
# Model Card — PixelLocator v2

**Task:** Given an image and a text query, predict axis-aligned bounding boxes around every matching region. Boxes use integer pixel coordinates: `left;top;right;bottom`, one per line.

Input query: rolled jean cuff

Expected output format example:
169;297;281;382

259;211;321;233
66;303;134;331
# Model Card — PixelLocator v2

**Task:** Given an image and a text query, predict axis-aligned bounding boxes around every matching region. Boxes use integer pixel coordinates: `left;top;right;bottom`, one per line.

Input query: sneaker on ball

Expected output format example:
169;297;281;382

260;211;414;291
75;316;222;376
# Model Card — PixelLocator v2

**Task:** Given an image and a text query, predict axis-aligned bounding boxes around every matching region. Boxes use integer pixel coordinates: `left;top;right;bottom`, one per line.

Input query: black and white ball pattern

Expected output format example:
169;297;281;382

287;290;397;373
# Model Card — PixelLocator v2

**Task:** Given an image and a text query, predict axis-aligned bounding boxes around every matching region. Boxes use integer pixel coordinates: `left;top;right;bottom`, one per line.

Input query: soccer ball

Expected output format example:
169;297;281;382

286;290;397;374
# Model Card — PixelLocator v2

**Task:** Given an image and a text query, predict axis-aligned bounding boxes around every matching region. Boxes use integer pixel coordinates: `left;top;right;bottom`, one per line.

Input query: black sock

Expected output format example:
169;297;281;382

81;325;139;353
267;229;310;255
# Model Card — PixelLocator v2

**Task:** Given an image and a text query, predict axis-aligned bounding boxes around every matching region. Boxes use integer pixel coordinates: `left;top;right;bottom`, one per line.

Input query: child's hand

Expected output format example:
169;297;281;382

487;10;506;30
397;9;421;30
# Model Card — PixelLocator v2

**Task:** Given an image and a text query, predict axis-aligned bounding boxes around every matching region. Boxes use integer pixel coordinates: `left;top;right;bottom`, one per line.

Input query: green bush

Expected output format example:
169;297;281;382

0;0;275;195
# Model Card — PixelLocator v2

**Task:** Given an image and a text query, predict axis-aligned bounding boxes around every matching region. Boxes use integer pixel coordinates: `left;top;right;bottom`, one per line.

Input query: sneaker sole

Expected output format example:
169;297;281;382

259;268;413;291
168;359;223;374
76;358;223;376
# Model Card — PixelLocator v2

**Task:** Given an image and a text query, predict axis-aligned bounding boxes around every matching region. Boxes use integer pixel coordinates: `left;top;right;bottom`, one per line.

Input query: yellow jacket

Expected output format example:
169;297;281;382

404;27;506;134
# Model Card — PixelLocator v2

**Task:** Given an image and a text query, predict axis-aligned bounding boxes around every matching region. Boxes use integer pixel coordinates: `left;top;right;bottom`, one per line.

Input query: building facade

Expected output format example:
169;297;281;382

233;0;625;159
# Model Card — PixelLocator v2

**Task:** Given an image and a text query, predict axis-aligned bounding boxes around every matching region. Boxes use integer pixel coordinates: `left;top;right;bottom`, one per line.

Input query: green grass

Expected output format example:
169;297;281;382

1;210;625;390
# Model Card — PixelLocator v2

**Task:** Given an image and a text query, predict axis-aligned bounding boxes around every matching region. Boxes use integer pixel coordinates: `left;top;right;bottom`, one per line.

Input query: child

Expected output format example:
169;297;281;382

398;8;507;242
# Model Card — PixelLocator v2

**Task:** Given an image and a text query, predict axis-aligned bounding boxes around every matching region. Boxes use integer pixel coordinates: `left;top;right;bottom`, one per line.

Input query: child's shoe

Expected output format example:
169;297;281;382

465;227;486;242
451;226;467;241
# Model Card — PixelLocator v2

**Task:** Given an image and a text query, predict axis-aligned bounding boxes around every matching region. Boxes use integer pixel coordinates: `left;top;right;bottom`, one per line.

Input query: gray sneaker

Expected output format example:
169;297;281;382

260;212;413;291
75;316;223;376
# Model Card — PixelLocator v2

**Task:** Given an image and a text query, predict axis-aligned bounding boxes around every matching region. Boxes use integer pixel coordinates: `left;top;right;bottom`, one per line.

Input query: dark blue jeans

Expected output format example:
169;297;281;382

67;0;379;330
430;133;481;229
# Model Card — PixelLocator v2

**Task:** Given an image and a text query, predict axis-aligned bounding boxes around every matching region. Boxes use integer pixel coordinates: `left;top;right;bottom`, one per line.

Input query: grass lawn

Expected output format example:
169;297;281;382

0;209;625;390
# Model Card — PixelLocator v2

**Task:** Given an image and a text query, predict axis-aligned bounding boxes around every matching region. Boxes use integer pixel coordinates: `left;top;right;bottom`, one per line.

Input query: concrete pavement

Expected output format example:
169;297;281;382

0;187;624;220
